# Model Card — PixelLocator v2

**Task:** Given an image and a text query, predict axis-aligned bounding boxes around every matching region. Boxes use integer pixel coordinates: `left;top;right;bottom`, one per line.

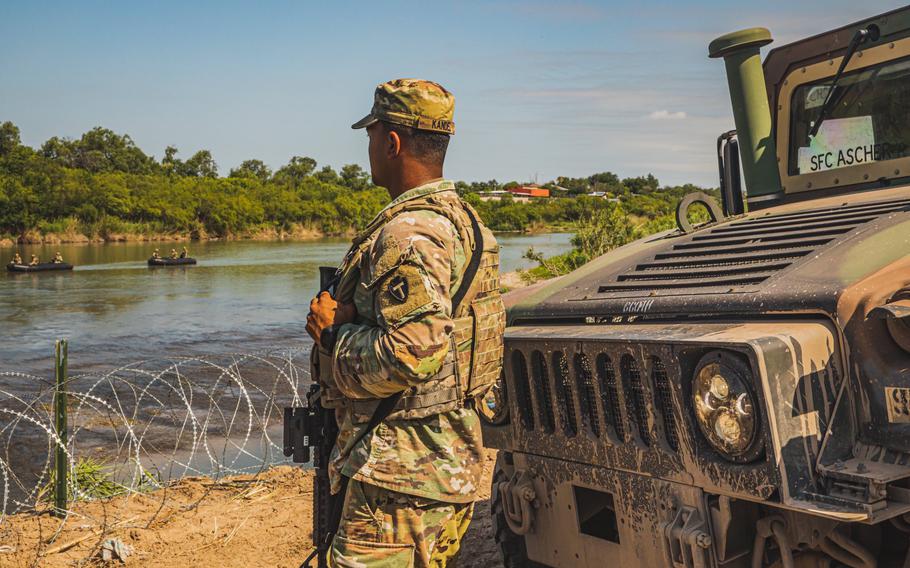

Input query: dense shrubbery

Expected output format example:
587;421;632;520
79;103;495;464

0;121;716;241
461;177;715;234
0;122;388;239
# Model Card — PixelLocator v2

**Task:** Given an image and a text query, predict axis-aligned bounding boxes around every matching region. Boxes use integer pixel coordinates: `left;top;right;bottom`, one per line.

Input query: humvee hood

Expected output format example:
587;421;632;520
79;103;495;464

506;186;910;325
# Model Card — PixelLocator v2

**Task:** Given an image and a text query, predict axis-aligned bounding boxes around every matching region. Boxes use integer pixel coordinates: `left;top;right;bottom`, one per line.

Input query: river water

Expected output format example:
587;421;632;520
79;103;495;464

0;234;571;499
0;233;571;376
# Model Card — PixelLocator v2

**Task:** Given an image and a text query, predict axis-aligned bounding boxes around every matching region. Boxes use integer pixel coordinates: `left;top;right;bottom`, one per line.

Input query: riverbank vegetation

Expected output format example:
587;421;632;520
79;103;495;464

0;122;716;247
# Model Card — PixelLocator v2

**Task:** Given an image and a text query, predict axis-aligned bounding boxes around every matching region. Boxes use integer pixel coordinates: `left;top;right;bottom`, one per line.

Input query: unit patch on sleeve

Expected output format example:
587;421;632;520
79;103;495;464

377;263;436;328
387;275;409;303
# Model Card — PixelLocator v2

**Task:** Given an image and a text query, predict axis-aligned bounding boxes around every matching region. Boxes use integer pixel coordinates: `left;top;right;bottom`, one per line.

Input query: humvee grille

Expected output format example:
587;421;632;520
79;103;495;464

574;353;601;437
596;354;625;441
553;351;579;437
507;343;682;457
598;197;910;293
621;355;651;447
651;357;679;452
530;350;556;433
511;350;535;430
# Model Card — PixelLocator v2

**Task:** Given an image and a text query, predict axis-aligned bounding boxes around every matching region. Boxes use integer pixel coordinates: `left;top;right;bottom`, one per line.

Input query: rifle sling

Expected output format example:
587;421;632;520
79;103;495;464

316;202;486;564
451;204;484;314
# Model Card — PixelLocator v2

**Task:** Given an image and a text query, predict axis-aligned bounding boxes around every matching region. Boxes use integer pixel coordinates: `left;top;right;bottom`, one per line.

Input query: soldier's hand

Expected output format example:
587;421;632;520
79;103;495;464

306;291;357;345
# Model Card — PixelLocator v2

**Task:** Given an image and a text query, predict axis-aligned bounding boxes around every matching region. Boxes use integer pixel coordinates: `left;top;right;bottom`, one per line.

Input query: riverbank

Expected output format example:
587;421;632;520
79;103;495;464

0;224;346;248
0;451;502;567
0;225;573;248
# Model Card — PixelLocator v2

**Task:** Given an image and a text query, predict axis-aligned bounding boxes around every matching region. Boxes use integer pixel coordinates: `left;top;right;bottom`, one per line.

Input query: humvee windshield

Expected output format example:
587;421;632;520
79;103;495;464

788;56;910;175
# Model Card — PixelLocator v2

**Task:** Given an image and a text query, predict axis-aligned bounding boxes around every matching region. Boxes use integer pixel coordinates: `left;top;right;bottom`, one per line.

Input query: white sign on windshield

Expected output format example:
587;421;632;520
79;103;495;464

805;86;831;110
797;116;875;174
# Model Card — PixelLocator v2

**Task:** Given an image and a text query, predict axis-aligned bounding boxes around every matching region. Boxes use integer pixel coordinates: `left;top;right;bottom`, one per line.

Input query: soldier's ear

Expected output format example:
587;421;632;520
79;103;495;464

387;129;402;159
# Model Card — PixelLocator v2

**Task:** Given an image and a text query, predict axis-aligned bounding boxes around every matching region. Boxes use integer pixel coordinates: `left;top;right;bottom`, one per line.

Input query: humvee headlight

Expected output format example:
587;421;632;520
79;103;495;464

692;351;763;462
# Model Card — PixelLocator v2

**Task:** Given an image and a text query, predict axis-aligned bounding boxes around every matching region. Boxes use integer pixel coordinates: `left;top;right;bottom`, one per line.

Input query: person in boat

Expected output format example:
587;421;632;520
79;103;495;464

169;248;178;259
12;252;22;265
179;246;188;259
29;255;39;266
151;248;161;260
52;252;63;264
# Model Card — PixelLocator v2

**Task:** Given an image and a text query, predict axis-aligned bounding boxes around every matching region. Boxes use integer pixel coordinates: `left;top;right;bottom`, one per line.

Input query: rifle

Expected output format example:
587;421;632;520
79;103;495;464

284;266;341;568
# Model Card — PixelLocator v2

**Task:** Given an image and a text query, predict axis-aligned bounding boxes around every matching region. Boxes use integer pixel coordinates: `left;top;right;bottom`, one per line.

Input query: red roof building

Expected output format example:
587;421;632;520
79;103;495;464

507;185;550;198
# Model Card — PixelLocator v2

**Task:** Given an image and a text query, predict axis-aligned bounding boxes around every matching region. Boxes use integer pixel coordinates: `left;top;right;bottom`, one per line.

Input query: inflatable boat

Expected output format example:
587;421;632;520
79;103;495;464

148;257;197;266
6;262;74;273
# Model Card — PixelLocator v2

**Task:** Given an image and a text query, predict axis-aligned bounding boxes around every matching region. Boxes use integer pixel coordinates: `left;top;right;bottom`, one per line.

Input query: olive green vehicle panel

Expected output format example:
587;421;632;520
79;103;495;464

506;186;910;323
709;28;780;200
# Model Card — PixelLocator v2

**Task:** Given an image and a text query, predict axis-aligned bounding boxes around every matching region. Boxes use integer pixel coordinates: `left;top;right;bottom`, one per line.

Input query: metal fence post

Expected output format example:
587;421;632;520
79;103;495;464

53;339;68;517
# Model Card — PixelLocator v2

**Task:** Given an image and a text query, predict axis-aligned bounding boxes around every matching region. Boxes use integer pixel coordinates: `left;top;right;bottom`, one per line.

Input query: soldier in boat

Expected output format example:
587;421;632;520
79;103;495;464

52;252;63;264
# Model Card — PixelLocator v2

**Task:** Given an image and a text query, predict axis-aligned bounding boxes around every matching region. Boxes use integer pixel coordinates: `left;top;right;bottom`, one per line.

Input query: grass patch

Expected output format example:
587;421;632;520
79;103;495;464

40;457;159;503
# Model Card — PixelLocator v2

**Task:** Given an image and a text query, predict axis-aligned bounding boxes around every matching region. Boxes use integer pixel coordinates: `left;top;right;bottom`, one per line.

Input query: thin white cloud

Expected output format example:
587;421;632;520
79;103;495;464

649;110;688;120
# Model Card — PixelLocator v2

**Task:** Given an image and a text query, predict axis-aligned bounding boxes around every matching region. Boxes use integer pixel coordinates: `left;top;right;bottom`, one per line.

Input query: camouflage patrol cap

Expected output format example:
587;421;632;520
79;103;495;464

351;79;455;135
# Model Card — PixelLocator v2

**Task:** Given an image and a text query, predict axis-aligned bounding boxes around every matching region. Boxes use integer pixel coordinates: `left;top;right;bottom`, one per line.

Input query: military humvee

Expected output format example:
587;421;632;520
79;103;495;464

481;7;910;567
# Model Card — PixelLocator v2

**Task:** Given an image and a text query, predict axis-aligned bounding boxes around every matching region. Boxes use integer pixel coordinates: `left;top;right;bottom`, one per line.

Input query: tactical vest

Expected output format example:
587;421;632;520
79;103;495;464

315;190;505;423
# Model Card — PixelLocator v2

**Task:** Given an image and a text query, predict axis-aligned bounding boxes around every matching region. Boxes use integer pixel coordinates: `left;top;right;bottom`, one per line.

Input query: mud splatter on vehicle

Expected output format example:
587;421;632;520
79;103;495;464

482;7;910;567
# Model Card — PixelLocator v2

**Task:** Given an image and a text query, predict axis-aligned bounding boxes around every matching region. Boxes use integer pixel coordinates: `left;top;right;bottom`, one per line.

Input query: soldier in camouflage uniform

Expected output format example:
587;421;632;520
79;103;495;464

306;79;505;568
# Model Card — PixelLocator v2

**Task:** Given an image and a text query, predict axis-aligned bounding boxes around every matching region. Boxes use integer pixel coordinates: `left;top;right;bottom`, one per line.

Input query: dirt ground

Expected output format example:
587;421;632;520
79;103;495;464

0;451;503;567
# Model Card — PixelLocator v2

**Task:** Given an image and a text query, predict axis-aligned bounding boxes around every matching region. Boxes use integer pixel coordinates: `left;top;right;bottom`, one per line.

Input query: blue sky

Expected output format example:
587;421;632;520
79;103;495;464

1;1;903;187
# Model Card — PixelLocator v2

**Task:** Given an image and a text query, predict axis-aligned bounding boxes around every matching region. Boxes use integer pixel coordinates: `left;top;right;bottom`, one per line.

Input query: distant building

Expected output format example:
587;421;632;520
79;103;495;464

507;185;550;198
477;190;509;202
586;191;621;202
476;185;550;202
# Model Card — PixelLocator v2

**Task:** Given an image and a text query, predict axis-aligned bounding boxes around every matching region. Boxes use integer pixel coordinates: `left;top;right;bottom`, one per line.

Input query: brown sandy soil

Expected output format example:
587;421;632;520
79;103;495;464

0;451;503;567
500;270;530;291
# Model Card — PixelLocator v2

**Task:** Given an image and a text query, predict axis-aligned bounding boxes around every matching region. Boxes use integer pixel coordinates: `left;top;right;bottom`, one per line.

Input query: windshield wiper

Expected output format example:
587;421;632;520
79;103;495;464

808;25;880;140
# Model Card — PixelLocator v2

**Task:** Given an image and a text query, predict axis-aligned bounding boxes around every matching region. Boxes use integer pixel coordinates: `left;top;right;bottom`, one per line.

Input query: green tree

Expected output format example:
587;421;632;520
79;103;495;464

273;156;317;187
162;145;182;175
571;204;640;260
229;159;272;182
0;122;21;157
554;175;590;195
41;136;75;163
70;127;157;174
622;174;660;194
340;164;370;191
314;165;340;185
182;150;218;178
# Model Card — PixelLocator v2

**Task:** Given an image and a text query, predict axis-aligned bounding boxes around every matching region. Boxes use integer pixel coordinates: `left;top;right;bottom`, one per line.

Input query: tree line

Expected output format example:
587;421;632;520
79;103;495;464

0;122;715;241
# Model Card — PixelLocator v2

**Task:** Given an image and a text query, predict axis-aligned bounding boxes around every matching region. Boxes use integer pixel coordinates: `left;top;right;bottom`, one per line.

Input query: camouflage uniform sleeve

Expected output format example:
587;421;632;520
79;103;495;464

332;211;460;398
